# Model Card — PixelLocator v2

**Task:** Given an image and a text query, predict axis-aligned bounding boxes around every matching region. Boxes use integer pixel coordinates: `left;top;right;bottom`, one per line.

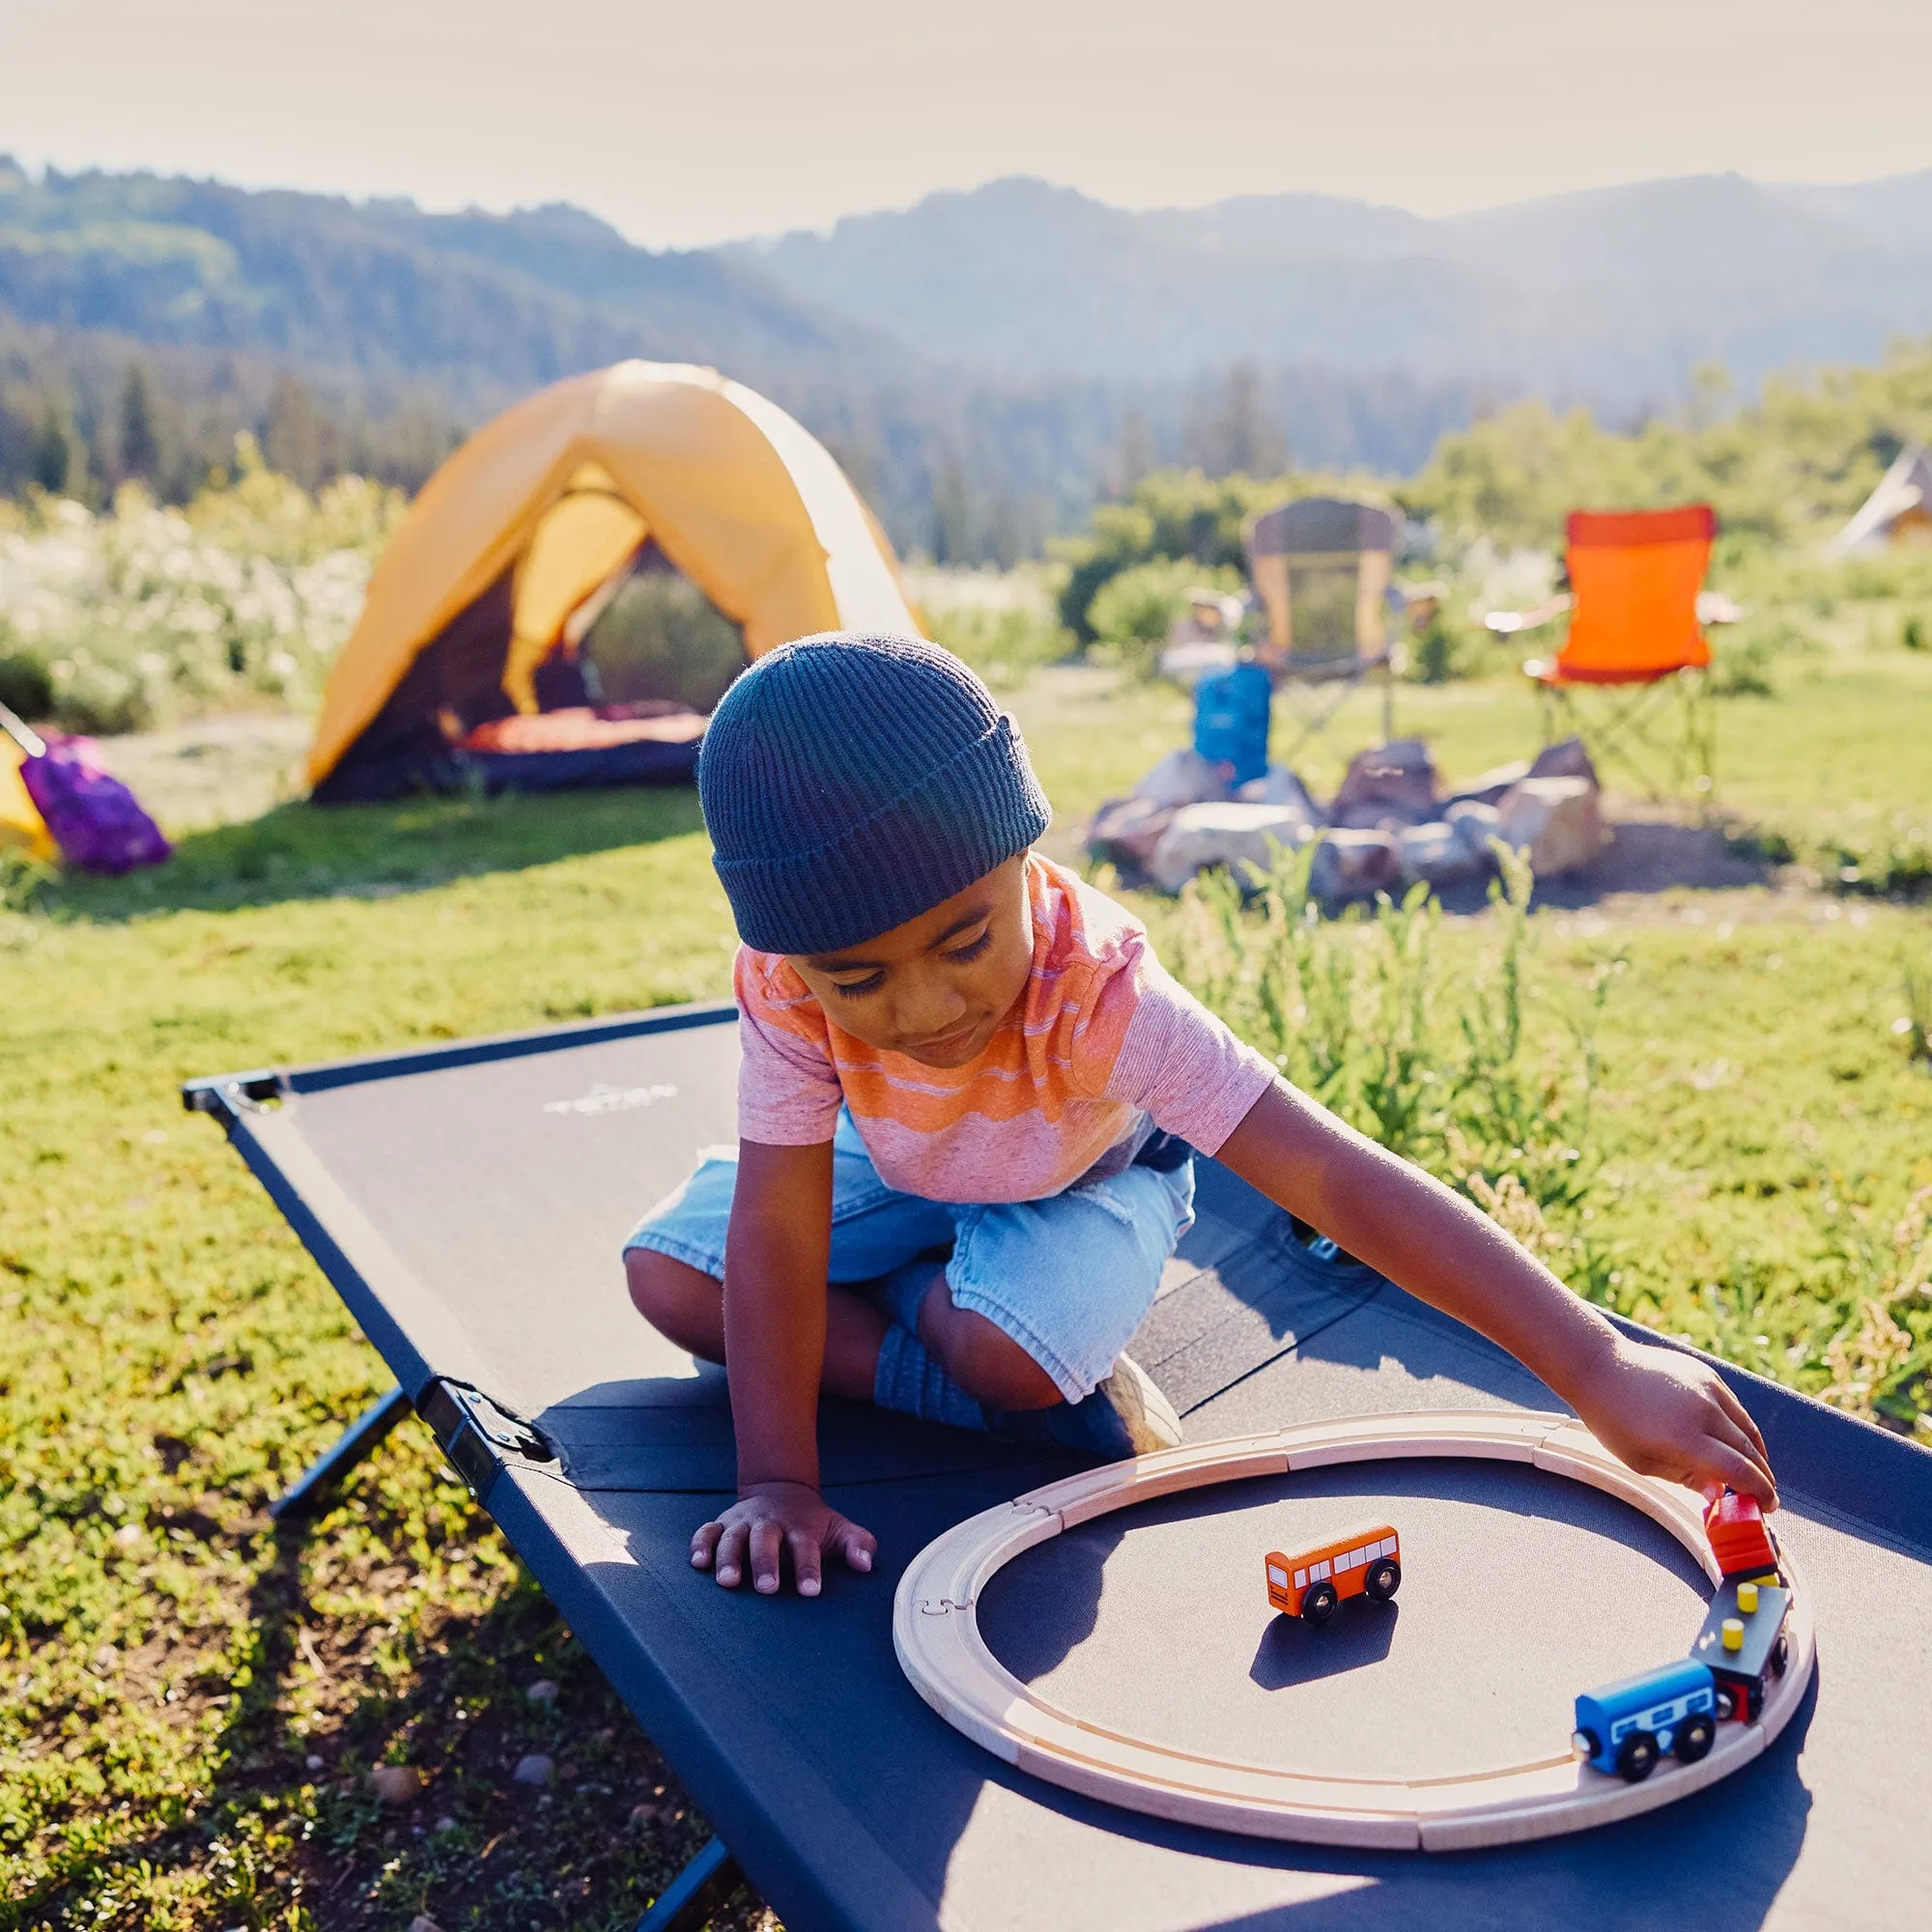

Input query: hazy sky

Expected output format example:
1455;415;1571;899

4;0;1929;248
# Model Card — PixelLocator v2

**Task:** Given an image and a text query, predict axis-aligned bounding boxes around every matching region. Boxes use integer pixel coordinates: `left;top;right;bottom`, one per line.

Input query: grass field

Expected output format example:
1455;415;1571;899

4;646;1930;1930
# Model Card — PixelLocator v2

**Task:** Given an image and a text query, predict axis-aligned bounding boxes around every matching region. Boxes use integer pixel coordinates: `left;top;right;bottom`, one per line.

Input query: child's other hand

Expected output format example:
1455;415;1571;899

1573;1337;1778;1510
691;1479;877;1597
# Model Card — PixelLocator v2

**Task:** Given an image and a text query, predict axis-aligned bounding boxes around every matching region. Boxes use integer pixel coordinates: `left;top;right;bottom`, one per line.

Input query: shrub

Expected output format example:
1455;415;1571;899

1687;611;1817;700
1088;558;1242;679
0;641;53;720
924;602;1072;689
1169;841;1619;1282
1402;604;1488;685
1727;809;1932;899
0;460;400;733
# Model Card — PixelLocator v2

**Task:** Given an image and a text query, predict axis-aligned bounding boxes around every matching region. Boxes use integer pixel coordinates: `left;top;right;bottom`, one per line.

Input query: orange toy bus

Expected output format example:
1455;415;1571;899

1264;1520;1402;1625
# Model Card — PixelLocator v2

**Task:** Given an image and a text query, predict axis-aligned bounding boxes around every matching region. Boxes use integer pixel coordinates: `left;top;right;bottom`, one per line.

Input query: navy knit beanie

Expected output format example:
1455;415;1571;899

697;633;1052;955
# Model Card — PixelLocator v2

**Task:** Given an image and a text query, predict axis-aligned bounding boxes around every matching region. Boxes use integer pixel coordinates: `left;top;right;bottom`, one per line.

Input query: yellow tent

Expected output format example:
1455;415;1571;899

1;731;54;862
308;360;921;798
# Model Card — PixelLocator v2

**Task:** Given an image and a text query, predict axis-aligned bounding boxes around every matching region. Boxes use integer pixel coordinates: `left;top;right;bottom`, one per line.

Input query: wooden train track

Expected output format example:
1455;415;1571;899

894;1409;1814;1850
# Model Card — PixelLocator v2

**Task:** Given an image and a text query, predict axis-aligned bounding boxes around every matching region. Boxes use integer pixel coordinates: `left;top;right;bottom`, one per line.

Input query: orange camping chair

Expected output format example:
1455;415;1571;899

1494;505;1718;801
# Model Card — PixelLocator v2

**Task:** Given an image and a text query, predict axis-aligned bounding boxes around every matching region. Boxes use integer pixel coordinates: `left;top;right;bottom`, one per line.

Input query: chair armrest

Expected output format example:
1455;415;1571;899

1484;594;1573;638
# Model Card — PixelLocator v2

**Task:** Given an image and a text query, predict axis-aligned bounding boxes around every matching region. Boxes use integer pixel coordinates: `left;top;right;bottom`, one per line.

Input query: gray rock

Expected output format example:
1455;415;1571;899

1308;829;1405;900
1131;747;1229;810
1442;759;1530;810
1495;776;1608;876
1235;763;1326;823
1397;820;1485;888
1527;735;1600;787
1147;801;1319;895
512;1753;555;1788
1328;739;1442;829
526;1679;559;1705
1444;800;1504;870
1087;795;1175;868
1446;737;1600;811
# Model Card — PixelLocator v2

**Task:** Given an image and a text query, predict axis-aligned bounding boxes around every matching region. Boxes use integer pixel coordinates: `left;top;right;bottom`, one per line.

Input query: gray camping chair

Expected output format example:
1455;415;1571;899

1245;497;1399;756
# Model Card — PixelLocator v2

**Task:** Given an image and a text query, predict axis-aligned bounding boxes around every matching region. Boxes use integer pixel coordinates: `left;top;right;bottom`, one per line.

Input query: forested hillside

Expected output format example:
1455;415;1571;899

0;161;1473;554
8;158;1932;558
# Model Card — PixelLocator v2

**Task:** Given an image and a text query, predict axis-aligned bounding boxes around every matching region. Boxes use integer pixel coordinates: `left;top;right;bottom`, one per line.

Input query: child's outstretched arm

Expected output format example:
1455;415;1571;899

689;1138;878;1595
1216;1080;1777;1508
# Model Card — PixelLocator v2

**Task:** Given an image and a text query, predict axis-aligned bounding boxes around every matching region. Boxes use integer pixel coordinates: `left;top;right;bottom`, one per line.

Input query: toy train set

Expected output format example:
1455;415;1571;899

1265;1486;1793;1787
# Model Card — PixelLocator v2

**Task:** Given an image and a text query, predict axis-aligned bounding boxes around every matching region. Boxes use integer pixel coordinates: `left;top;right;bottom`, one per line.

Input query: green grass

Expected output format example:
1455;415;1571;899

4;653;1932;1928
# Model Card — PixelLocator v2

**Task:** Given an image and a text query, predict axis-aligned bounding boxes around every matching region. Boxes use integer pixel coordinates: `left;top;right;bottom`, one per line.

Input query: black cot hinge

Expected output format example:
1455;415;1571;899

182;1071;287;1117
415;1378;557;1505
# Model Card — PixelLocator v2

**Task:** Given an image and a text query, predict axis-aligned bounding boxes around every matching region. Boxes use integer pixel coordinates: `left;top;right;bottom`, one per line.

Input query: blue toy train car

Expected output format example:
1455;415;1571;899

1572;1658;1719;1782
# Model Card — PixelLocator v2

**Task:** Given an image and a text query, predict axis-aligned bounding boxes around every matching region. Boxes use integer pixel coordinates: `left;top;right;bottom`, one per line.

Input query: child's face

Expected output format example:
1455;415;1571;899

786;853;1034;1068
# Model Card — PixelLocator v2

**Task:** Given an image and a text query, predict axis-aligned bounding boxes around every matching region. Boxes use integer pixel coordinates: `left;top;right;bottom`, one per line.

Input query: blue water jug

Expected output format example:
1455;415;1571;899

1192;660;1272;786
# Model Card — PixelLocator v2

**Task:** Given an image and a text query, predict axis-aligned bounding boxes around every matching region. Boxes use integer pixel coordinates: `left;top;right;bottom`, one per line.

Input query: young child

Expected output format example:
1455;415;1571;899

625;634;1776;1598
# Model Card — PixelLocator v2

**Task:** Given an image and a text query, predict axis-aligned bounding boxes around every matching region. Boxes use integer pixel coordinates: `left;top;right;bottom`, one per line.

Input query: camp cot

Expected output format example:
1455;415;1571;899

305;361;921;804
185;1004;1932;1931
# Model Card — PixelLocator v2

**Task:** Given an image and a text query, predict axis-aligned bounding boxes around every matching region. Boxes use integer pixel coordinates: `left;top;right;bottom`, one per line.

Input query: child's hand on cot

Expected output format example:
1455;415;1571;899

691;1479;877;1597
1567;1335;1778;1510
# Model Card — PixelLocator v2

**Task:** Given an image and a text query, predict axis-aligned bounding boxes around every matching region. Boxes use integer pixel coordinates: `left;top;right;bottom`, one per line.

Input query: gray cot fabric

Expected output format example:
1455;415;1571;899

192;1004;1932;1932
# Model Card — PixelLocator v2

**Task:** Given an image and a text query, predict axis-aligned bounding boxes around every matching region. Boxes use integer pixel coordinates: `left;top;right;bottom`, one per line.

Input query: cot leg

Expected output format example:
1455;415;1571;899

270;1384;413;1521
635;1836;744;1932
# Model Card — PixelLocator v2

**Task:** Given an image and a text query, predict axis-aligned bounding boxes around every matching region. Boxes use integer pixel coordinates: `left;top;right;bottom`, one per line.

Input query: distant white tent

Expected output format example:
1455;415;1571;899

1826;443;1932;557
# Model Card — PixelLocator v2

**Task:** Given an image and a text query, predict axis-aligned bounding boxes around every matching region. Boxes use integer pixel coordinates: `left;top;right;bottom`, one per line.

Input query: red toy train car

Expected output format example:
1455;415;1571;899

1705;1489;1780;1583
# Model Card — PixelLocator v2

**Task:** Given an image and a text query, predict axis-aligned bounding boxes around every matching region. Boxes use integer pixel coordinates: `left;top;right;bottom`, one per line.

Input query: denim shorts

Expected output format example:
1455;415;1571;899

624;1110;1195;1404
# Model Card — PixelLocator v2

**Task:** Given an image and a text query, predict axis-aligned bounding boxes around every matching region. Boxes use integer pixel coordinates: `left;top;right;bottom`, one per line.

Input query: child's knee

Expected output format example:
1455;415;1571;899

924;1297;1061;1410
624;1248;723;1359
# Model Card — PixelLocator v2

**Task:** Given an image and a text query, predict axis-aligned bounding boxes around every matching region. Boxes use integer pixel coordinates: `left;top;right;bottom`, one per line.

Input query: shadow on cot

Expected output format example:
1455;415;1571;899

1186;1677;1816;1932
1248;1598;1398;1690
962;1506;1815;1932
976;1462;1712;1683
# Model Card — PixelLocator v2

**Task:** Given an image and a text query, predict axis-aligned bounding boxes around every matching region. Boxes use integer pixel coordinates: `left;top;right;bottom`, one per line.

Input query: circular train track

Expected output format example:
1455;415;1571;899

895;1409;1813;1851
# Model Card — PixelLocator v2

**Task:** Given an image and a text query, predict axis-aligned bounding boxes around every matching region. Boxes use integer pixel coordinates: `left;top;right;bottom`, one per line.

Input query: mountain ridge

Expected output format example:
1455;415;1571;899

731;169;1932;394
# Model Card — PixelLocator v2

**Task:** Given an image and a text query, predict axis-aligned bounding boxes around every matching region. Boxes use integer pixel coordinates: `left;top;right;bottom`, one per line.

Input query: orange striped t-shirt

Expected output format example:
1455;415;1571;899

734;856;1275;1204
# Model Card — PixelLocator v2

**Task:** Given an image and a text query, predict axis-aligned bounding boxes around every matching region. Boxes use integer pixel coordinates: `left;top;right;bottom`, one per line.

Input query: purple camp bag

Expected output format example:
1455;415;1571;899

19;732;171;876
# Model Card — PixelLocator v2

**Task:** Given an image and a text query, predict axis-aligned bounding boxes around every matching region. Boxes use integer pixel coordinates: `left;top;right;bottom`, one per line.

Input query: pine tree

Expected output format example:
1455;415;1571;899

118;362;162;480
263;372;327;488
30;394;86;498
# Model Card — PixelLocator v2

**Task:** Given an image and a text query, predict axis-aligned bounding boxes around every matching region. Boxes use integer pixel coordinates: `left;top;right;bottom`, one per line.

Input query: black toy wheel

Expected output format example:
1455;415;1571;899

1614;1733;1659;1782
1714;1686;1738;1721
1364;1558;1402;1603
1770;1634;1790;1679
1302;1582;1340;1625
1675;1715;1715;1764
1572;1727;1601;1763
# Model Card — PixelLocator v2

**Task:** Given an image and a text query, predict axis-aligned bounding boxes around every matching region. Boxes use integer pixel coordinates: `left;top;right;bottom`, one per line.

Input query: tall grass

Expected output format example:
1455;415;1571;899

1171;842;1618;1289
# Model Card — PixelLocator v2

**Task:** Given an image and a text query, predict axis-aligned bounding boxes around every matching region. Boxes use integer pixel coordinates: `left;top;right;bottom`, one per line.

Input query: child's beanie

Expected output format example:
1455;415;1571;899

697;632;1051;954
